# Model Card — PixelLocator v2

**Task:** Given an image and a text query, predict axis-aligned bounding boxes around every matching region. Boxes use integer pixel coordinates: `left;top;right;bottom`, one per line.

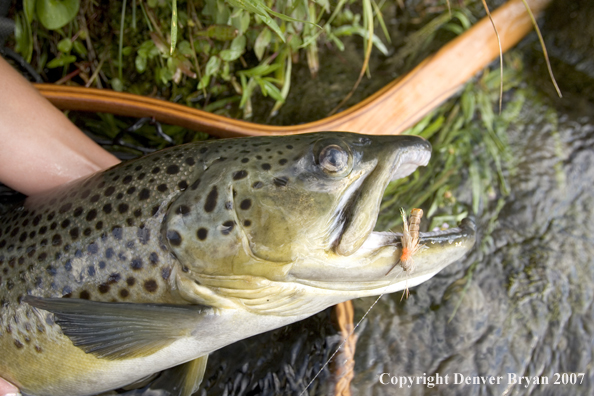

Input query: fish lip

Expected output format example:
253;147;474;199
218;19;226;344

417;217;476;244
364;217;476;251
389;146;432;181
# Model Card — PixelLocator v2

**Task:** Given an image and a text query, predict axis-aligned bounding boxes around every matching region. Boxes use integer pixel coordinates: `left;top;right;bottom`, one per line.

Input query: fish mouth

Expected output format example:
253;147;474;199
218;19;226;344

333;138;432;256
362;217;476;252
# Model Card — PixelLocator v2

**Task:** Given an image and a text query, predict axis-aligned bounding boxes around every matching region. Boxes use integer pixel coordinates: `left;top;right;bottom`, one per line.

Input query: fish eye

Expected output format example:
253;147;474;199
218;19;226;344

319;145;349;173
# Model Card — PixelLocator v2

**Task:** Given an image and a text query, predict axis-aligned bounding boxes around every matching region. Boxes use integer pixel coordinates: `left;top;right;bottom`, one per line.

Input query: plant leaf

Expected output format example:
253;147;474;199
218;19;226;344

36;0;79;30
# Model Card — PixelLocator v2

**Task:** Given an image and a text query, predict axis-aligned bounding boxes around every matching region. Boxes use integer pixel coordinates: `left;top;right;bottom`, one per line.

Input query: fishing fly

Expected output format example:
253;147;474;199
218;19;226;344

386;208;424;300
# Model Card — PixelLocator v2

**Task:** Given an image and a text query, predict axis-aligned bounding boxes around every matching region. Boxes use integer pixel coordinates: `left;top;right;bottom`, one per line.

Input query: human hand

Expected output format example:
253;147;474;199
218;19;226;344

0;378;19;396
0;56;120;196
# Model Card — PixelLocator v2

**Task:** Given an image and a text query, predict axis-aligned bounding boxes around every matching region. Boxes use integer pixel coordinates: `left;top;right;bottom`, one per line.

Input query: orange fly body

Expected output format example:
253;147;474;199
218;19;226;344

400;208;423;272
386;208;424;277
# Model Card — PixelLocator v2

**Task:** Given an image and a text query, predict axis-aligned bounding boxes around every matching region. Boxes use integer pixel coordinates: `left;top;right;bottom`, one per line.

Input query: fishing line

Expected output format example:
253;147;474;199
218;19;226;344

298;291;388;396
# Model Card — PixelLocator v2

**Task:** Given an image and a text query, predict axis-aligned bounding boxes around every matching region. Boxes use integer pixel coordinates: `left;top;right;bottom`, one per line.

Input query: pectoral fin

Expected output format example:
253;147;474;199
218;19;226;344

24;296;211;360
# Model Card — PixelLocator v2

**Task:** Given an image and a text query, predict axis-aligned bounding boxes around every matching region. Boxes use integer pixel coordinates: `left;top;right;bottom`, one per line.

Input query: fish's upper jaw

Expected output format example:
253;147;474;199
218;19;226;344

390;140;431;181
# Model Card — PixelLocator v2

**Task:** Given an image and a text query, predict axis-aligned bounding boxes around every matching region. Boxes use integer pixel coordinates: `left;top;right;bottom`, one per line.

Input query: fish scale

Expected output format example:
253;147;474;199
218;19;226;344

0;132;475;396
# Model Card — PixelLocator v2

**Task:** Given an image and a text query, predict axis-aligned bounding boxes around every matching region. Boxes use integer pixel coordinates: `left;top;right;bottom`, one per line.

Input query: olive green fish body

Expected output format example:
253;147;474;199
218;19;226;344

0;133;475;396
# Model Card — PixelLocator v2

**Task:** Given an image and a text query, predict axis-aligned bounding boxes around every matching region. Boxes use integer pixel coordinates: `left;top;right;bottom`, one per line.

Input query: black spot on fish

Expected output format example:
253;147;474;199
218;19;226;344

176;205;191;216
50;222;57;231
166;165;180;175
199;147;208;154
64;260;72;271
61;219;70;229
118;252;127;261
137;173;146;181
99;261;106;269
32;214;42;226
133;208;142;218
241;158;249;163
233;170;248;180
149;252;159;265
46;266;57;276
262;163;271;170
122;175;133;184
127;187;136;194
52;234;62;246
197;228;208;241
88;265;96;277
37;252;47;262
144;279;158;292
279;159;288;165
162;267;171;280
256;155;262;160
112;227;123;240
185;157;196;166
39;226;47;235
244;220;252;227
151;167;161;174
178;180;188;190
104;186;116;197
273;177;289;187
98;181;106;189
98;284;110;294
14;339;23;349
80;290;90;299
139;188;151;200
101;204;112;214
151;205;160;217
59;203;72;214
157;184;168;192
204;186;218;212
105;248;115;259
118;204;129;214
90;194;100;203
96;221;103;230
166;230;182;246
126;277;136;286
221;221;235;235
240;199;252;210
116;193;124;200
135;165;143;171
86;209;97;221
73;207;84;217
75;249;83;258
286;145;293;149
83;228;92;236
19;232;27;243
108;273;121;284
88;243;99;255
70;227;80;240
120;289;129;298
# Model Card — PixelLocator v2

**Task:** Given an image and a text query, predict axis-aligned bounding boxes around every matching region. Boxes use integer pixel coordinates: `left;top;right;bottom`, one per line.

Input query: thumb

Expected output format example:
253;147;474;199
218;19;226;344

0;377;19;396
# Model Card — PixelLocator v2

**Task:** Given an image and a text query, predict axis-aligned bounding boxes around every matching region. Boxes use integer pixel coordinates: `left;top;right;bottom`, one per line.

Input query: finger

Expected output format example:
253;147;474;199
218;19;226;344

0;377;19;396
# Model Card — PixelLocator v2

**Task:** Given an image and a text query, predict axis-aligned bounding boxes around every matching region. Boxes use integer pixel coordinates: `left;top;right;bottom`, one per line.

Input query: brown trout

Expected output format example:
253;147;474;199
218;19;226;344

0;132;475;396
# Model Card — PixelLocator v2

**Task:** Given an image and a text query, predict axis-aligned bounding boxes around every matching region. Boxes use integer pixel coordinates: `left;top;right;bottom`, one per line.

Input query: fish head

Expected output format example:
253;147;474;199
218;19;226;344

163;132;475;310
